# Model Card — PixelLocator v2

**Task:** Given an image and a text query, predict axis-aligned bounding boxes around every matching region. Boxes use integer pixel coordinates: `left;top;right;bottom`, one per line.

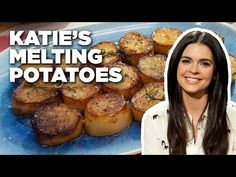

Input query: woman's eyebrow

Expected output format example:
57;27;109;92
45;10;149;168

180;56;192;60
199;58;214;63
181;56;213;62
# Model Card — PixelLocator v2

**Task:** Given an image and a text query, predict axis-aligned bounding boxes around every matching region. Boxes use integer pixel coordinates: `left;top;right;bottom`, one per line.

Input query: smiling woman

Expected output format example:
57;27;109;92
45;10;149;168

141;28;236;155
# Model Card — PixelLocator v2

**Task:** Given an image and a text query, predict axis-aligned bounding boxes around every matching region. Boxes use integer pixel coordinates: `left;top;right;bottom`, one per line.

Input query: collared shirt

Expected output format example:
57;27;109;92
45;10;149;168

141;100;236;155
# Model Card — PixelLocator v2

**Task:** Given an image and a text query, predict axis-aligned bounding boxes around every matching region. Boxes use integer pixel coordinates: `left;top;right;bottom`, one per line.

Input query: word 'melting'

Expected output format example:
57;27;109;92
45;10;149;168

10;49;102;64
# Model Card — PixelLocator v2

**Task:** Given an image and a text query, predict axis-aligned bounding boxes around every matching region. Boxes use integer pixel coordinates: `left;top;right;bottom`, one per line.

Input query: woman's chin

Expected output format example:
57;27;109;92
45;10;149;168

182;88;207;98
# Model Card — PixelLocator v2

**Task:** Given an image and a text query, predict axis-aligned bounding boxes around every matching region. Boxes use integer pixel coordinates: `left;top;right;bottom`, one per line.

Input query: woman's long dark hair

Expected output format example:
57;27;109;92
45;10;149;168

167;30;229;154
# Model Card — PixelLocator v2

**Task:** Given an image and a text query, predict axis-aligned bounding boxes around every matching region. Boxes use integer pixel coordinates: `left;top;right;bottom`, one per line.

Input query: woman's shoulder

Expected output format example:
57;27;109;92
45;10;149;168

227;101;236;128
141;101;169;139
145;100;168;114
142;101;169;123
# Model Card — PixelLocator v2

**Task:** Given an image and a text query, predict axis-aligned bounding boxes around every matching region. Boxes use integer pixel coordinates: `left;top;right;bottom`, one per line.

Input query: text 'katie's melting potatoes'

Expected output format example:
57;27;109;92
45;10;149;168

9;30;122;83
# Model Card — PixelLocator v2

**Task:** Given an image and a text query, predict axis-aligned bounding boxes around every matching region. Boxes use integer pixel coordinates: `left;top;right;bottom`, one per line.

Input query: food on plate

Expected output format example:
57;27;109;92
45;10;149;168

84;93;132;136
24;78;63;91
130;82;164;121
229;54;236;81
61;77;102;112
137;54;166;85
91;41;122;66
102;62;142;100
12;82;61;115
31;103;83;146
151;28;182;55
119;31;154;66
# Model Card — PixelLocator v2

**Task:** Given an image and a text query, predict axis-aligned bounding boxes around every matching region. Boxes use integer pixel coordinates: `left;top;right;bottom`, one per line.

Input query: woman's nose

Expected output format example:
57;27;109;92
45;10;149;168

190;63;199;74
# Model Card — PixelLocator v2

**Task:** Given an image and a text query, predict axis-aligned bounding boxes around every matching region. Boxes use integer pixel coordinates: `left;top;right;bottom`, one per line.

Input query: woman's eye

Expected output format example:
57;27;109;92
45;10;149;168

200;61;211;67
180;59;191;64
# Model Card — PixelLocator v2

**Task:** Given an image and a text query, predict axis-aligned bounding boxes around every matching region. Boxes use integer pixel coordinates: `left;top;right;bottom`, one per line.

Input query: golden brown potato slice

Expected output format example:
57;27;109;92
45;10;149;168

23;79;63;91
31;103;83;146
119;31;154;66
229;54;236;81
102;62;142;100
61;77;102;112
138;54;166;84
130;82;164;121
12;83;61;115
152;28;182;55
84;93;132;137
92;41;121;66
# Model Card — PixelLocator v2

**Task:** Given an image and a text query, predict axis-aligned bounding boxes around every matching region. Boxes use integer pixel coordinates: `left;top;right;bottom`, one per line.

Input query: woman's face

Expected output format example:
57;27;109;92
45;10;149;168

177;43;215;97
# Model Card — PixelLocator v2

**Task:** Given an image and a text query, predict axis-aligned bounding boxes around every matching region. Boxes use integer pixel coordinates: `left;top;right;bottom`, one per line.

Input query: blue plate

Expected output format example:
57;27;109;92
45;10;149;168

1;22;236;154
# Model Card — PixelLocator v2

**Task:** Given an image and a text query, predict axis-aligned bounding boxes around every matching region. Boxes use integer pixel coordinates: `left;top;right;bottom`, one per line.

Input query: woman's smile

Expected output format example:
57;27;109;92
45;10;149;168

184;76;201;84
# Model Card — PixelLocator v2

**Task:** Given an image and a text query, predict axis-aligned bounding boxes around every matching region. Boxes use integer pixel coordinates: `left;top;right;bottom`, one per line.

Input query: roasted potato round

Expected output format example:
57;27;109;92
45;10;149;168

61;77;102;112
31;103;83;146
138;54;166;84
131;82;164;121
102;62;142;100
84;93;132;136
119;31;154;66
12;83;61;115
152;28;182;55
